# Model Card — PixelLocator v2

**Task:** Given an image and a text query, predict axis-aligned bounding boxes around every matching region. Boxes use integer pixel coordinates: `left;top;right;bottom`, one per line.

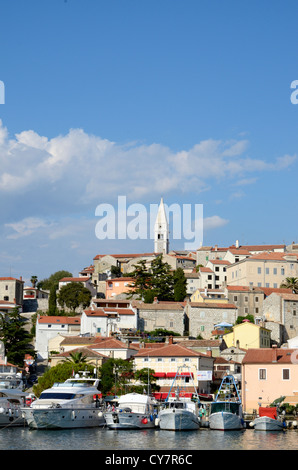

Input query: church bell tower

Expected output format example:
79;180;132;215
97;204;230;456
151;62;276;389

154;197;169;254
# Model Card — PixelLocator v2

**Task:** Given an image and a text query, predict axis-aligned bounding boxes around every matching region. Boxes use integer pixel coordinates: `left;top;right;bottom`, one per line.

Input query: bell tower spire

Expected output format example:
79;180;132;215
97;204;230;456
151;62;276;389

154;197;169;254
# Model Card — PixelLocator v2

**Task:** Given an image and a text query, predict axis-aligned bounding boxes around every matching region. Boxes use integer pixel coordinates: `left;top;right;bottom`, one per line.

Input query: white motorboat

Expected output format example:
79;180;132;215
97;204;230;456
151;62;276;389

104;393;158;429
158;366;200;431
250;407;286;431
21;372;105;429
0;373;29;427
209;375;244;431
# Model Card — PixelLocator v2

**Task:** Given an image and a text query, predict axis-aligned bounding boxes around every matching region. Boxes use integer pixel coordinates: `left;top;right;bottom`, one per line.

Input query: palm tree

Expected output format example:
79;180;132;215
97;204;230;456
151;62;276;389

64;351;88;364
280;277;298;293
30;275;38;288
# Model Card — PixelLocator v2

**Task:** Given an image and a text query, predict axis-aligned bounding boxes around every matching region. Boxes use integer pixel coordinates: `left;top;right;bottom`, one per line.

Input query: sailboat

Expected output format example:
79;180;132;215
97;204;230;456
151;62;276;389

158;366;200;431
209;375;244;431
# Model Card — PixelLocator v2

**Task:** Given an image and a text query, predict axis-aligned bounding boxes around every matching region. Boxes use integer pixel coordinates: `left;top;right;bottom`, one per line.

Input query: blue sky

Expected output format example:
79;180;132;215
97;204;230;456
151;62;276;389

0;0;298;283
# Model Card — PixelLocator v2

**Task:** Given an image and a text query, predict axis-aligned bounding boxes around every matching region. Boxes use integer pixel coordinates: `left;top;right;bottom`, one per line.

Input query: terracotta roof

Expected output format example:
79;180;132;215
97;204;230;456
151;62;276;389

0;277;23;282
83;308;109;317
227;249;251;255
208;260;231;265
242;348;296;364
248;252;298;261
131;300;185;310
199;267;214;273
94;253;157;260
103;308;135;315
38;316;81;324
189;302;237;309
260;287;293;297
53;347;108;358
240;244;285;251
90;338;132;350
60;336;105;345
226;285;263;292
135;343;208;358
279;293;298;301
59;277;90;282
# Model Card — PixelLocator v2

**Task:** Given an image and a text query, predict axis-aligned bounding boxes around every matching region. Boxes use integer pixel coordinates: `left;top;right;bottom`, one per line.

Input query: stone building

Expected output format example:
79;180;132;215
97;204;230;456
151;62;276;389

0;276;24;307
131;300;186;336
262;292;298;344
187;302;238;339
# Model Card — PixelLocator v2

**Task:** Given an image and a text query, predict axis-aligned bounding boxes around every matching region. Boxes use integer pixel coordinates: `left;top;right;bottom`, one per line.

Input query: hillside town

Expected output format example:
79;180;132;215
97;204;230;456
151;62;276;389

1;198;298;422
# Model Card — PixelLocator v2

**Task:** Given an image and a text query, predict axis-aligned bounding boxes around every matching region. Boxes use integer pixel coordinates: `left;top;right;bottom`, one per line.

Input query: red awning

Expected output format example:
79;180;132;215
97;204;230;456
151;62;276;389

166;372;193;378
153;372;166;378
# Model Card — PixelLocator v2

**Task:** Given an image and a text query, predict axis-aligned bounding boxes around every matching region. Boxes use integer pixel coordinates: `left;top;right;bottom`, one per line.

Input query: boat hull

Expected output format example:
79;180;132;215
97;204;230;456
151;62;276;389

0;408;26;427
209;412;244;431
252;416;285;431
159;409;200;431
104;411;156;429
21;407;105;429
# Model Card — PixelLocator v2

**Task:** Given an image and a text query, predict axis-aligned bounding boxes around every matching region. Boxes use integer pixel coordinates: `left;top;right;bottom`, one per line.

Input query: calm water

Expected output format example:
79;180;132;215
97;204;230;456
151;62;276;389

0;426;297;452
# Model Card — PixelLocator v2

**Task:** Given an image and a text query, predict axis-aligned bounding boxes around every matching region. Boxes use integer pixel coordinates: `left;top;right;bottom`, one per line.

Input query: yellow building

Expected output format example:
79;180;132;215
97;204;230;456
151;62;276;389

223;321;271;349
190;289;228;304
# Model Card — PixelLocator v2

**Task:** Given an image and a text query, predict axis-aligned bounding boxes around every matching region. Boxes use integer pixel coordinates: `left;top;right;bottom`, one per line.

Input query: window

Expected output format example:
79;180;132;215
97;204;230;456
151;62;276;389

171;358;176;362
200;325;205;332
244;308;248;314
4;296;9;301
5;285;8;290
255;297;259;302
143;357;149;362
215;267;219;272
258;267;262;274
282;369;290;380
273;268;277;275
259;369;266;380
245;297;248;302
281;268;285;276
266;268;269;275
200;311;205;318
234;296;238;302
157;358;163;362
170;321;173;328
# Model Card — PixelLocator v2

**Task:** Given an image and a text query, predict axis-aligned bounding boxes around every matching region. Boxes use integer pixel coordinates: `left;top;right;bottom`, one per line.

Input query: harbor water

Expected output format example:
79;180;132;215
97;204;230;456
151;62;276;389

0;426;297;451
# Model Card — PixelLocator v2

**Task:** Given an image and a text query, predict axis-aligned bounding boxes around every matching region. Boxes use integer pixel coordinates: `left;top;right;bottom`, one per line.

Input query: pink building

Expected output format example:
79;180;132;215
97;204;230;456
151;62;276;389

241;346;298;413
105;277;135;299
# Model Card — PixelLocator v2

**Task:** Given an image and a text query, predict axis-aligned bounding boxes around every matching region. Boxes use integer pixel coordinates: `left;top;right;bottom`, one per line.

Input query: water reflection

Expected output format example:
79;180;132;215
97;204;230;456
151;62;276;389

0;427;296;451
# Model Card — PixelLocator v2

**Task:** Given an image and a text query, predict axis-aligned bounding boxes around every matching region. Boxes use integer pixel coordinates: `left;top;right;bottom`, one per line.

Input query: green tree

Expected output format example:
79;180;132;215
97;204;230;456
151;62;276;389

280;277;298;293
37;270;73;291
110;265;122;278
57;282;92;312
0;307;34;367
127;259;152;300
134;367;159;393
99;358;134;395
150;255;174;301
48;284;58;315
173;268;187;301
33;362;95;397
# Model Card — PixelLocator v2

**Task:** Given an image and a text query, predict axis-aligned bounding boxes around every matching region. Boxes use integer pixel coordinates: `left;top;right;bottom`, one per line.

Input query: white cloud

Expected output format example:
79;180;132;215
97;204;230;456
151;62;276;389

0;120;296;225
5;217;52;239
203;215;229;231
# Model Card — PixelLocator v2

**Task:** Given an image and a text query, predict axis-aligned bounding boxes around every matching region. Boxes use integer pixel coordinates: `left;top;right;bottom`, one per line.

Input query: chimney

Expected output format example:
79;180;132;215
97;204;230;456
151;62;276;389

272;344;278;363
235;240;239;249
206;347;212;357
169;335;173;345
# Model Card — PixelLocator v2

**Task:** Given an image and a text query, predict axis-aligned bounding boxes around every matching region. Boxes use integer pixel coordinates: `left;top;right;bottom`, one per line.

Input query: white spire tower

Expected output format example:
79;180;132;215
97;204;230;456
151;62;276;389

154;197;169;254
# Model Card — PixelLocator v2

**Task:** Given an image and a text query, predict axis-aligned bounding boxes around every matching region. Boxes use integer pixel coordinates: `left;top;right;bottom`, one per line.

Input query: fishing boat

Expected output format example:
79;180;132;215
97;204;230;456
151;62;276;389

21;372;105;429
104;392;158;429
209;375;244;431
158;366;200;431
0;373;29;427
250;407;286;431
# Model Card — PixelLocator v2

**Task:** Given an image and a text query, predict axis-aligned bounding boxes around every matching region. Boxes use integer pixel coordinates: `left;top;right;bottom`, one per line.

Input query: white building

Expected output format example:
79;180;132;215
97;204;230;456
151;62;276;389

35;315;81;360
80;305;137;337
